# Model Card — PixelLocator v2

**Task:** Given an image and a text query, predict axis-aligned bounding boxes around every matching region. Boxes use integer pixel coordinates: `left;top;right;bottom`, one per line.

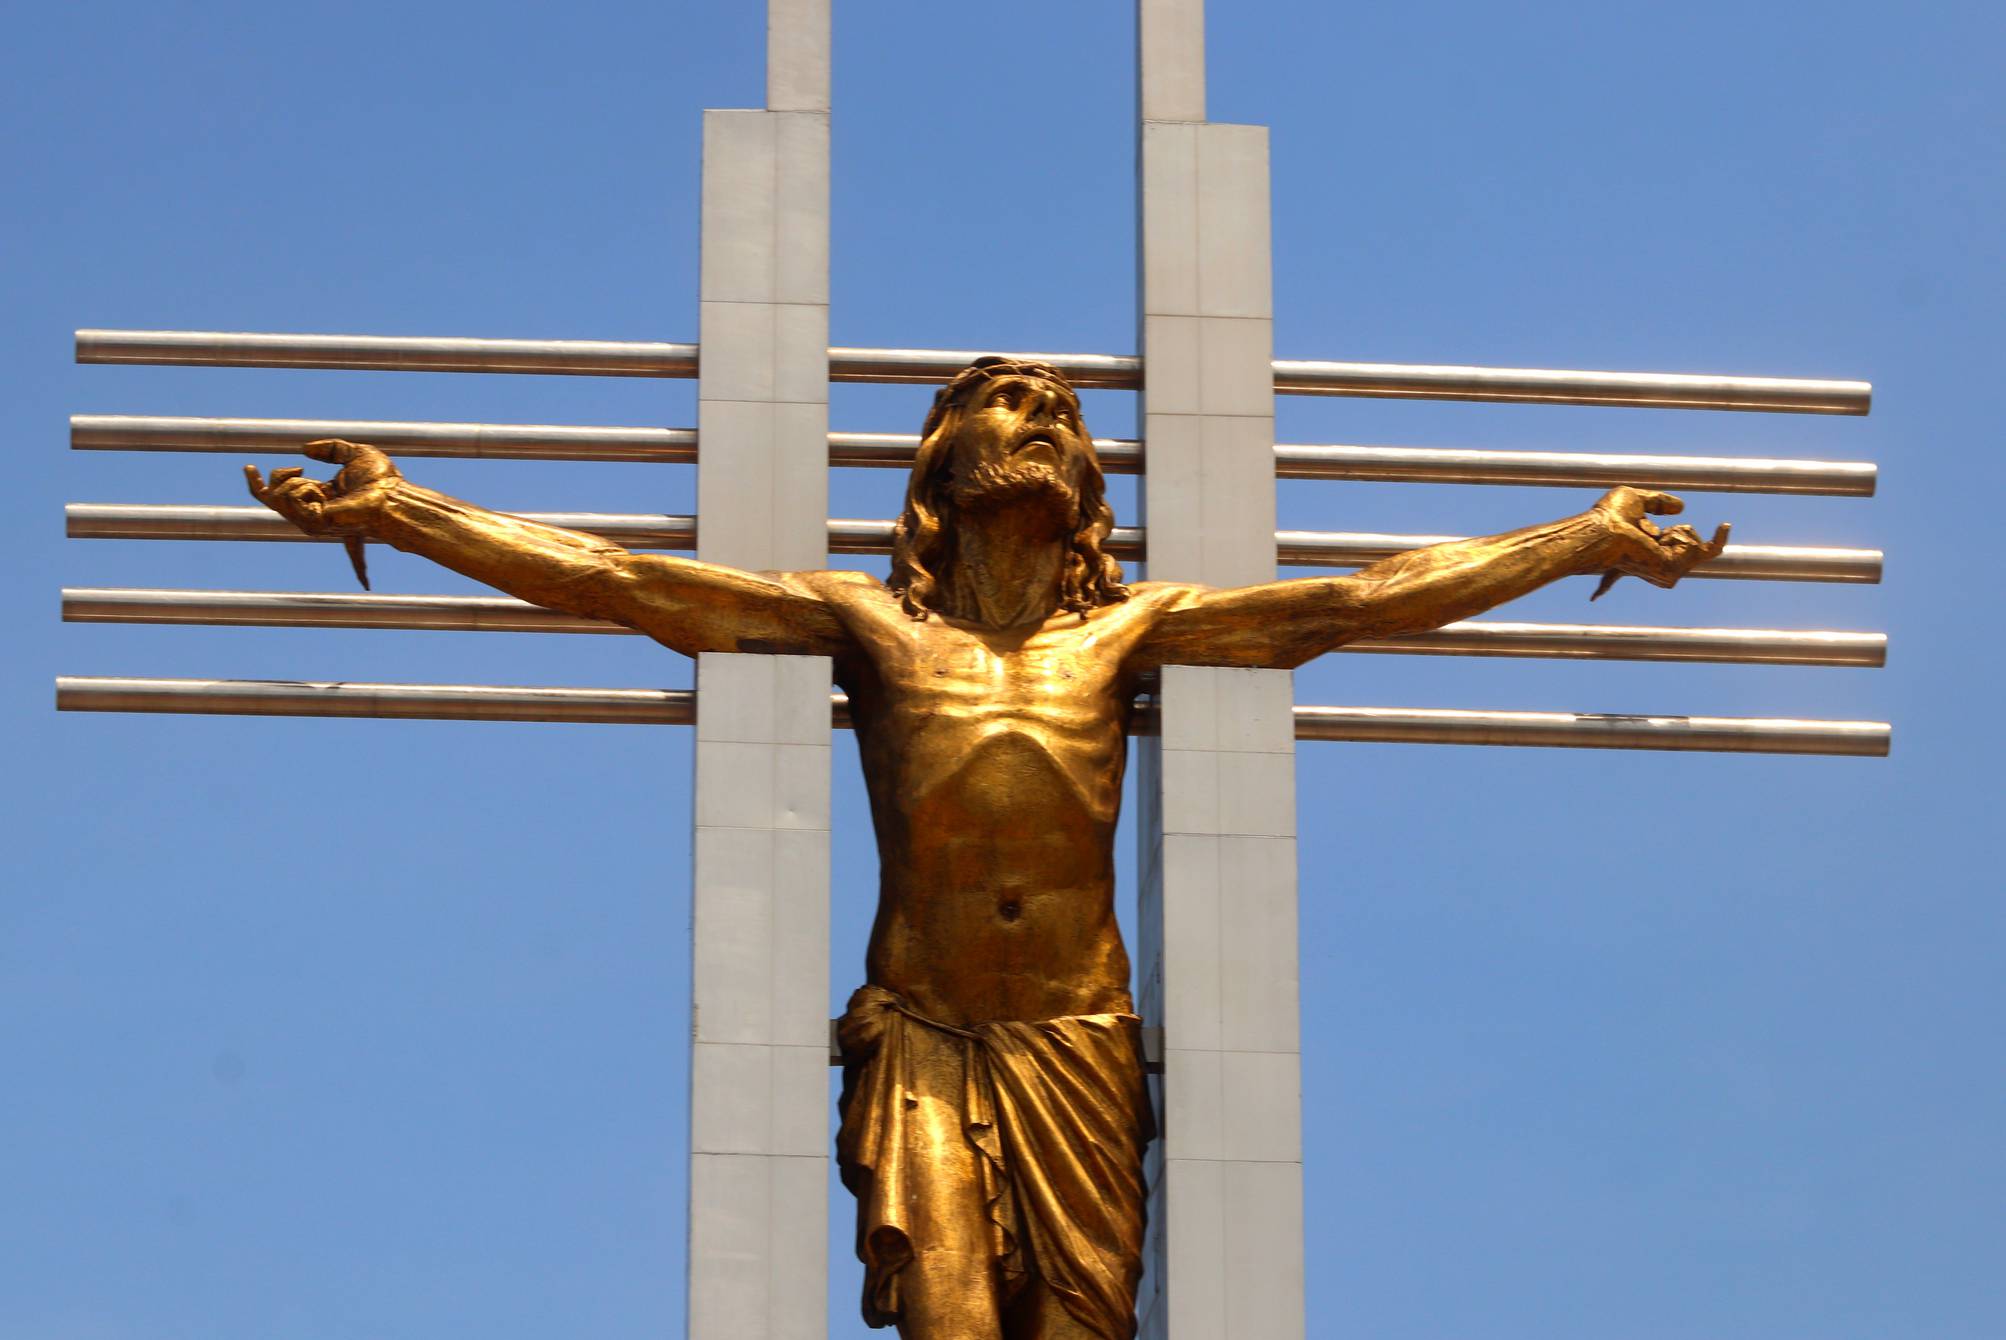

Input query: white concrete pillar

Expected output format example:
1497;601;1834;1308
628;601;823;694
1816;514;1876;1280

1135;2;1306;1337
688;3;831;1336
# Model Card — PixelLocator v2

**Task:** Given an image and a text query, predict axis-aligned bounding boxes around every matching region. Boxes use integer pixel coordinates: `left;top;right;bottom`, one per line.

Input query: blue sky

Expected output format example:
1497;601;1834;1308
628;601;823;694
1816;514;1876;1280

4;2;2000;1337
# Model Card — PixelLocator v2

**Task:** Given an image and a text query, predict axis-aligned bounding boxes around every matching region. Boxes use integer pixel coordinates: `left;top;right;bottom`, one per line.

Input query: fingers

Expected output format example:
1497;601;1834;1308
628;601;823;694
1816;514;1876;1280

1633;489;1684;516
269;475;323;501
247;463;312;503
1598;510;1729;596
244;460;330;530
1643;521;1728;587
304;438;398;490
303;438;361;464
1598;485;1686;524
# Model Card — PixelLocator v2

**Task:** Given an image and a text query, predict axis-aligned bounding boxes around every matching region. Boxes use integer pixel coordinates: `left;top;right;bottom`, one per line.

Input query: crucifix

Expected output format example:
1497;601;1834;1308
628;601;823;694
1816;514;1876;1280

58;1;1886;1337
235;368;1726;1340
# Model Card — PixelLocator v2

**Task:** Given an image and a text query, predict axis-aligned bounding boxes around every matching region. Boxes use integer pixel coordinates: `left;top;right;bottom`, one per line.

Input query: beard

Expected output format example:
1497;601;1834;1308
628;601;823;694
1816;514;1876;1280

947;459;1078;529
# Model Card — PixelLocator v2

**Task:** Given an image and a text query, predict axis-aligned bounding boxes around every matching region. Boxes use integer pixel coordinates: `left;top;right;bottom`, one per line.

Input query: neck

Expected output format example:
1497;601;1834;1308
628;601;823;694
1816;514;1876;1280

938;502;1069;628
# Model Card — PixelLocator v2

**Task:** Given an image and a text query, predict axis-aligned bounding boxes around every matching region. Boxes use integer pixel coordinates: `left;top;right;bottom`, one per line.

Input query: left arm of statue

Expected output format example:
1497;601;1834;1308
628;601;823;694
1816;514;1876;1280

1133;487;1729;670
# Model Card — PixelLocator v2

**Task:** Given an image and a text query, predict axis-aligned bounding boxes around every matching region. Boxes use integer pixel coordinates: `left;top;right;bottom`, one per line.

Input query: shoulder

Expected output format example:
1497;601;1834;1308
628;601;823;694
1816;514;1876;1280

1123;580;1213;615
787;567;901;612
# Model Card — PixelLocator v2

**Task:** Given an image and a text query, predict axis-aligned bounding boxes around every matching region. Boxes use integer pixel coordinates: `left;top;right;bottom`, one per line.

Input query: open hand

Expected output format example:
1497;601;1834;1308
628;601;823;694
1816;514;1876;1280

243;439;401;536
244;439;402;590
1587;486;1730;600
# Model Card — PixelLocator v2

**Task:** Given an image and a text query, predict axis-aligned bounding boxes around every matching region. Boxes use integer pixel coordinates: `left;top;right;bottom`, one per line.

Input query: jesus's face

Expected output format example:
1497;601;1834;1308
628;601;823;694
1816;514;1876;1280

940;374;1095;531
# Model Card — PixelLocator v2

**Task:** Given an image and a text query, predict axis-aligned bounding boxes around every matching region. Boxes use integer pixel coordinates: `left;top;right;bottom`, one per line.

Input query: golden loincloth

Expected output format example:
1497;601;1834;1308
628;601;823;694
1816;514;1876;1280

835;985;1154;1340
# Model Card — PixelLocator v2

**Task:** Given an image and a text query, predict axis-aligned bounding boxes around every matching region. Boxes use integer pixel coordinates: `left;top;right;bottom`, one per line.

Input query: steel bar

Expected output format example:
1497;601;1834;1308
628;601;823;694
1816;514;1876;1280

75;330;699;377
1270;360;1870;414
1269;529;1882;583
828;347;1143;389
76;331;1871;413
73;414;1877;496
1268;443;1875;496
53;676;1890;756
1344;620;1886;666
59;588;1888;667
67;502;701;549
66;503;1884;584
1291;705;1889;755
56;675;694;724
72;414;700;463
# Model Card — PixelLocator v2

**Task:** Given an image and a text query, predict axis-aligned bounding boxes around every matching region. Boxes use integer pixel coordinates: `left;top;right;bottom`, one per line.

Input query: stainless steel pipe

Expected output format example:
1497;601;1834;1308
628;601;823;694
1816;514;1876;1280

1268;443;1875;495
60;588;1887;667
65;504;698;550
73;414;701;463
75;330;699;377
827;347;1143;389
76;331;1871;413
1270;359;1870;414
73;414;1878;496
56;675;695;724
1290;705;1890;755
1268;529;1882;583
66;504;1882;584
1345;620;1886;666
55;676;1891;755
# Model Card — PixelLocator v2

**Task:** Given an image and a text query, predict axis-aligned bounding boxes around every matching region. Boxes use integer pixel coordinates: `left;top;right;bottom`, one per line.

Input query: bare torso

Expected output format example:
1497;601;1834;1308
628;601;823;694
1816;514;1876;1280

811;572;1168;1026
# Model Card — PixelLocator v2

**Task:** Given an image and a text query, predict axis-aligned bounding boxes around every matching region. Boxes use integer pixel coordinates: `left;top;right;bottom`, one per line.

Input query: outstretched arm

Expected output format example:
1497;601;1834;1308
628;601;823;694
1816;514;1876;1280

245;440;850;658
1134;487;1728;670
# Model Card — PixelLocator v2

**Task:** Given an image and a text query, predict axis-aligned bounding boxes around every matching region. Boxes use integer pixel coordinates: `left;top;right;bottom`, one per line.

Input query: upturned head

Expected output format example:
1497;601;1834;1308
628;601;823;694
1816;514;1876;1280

889;357;1129;620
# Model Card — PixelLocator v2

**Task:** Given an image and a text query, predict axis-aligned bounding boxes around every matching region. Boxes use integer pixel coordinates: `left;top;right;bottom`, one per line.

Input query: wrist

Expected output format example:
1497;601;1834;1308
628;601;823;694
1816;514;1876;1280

1569;508;1623;575
325;477;402;533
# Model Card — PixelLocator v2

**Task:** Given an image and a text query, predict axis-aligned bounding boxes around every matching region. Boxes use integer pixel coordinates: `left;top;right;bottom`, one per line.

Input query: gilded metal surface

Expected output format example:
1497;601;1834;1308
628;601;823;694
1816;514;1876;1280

241;359;1736;1338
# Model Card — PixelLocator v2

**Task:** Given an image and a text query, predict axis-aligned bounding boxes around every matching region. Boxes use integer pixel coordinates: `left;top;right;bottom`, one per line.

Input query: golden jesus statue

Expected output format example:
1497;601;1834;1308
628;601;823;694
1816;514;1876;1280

244;356;1726;1340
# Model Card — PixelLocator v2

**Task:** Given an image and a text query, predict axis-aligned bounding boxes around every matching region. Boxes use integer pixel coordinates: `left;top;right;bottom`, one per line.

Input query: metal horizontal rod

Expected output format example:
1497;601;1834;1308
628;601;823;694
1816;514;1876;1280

1266;528;1880;583
1345;620;1886;666
73;414;1879;496
1268;443;1876;495
829;347;1142;389
64;504;1885;584
54;676;1890;756
73;414;702;464
60;588;1888;667
1289;705;1889;755
76;331;1871;414
58;675;695;725
75;329;701;378
1269;359;1870;414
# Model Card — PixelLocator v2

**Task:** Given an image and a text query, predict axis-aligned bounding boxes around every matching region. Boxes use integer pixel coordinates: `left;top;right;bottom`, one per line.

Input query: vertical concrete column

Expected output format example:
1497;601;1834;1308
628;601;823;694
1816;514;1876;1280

688;4;830;1337
1134;2;1306;1337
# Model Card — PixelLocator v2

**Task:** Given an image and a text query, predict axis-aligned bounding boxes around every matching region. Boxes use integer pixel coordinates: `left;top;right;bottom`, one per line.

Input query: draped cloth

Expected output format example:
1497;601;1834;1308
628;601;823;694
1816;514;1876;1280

836;985;1154;1339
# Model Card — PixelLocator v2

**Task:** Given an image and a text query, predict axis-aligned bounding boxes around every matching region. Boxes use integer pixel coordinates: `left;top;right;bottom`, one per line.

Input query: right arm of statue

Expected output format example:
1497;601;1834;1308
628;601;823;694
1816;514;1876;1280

245;440;850;658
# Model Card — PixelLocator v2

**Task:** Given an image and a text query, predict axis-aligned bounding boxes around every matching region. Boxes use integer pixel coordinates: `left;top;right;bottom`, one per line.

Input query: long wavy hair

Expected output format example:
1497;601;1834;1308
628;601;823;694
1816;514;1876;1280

888;357;1130;620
